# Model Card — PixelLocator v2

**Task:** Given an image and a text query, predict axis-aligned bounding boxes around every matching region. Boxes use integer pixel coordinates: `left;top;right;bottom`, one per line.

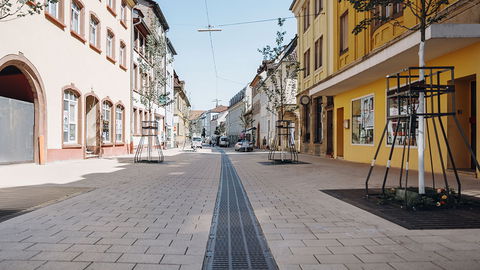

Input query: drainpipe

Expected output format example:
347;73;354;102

130;9;142;154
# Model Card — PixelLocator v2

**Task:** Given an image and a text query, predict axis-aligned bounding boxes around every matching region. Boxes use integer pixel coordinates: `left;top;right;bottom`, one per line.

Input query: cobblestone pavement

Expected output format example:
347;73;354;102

229;150;480;270
1;148;480;270
0;149;220;270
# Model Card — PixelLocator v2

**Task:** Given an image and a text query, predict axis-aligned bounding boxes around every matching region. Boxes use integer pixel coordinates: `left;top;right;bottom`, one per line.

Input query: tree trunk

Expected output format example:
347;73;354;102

417;0;427;195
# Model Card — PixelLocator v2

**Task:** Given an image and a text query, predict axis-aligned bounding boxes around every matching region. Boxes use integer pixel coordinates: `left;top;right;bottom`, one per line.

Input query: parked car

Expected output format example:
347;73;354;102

219;136;229;147
192;137;203;149
234;140;253;152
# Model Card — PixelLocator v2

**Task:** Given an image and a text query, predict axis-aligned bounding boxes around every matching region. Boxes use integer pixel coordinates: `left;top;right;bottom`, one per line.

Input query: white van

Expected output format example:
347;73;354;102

192;137;203;149
219;136;229;147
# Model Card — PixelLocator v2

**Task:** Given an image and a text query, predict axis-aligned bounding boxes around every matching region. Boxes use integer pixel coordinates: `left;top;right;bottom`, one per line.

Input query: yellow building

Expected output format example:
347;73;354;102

291;0;480;175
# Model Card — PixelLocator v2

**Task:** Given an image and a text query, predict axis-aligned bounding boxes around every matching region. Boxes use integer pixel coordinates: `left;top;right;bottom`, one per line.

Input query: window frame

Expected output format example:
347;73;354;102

314;97;323;143
106;29;116;62
340;11;349;55
62;89;81;146
315;36;323;70
107;0;116;17
119;40;127;69
303;0;310;32
115;104;124;143
120;0;127;28
102;101;113;143
303;103;311;143
303;49;311;78
45;0;65;29
351;94;375;146
315;0;323;17
89;14;101;52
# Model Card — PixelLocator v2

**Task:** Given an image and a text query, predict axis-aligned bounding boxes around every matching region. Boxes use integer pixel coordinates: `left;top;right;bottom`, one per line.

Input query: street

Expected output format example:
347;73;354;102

0;149;480;270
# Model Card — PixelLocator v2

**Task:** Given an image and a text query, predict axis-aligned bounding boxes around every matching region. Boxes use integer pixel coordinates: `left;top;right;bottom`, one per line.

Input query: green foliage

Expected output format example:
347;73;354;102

257;19;299;120
339;0;450;35
138;19;173;114
0;0;58;21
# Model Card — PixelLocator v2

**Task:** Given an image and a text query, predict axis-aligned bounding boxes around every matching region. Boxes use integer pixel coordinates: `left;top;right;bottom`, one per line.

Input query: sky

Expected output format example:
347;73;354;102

156;0;297;111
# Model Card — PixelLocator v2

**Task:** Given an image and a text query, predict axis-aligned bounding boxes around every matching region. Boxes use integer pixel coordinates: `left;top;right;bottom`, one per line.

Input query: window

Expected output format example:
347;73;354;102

314;97;323;143
119;42;126;67
47;0;59;18
133;64;138;90
340;11;349;54
303;1;310;32
107;0;116;15
352;95;374;145
387;95;418;146
89;16;100;48
70;1;82;35
139;34;145;55
120;1;127;24
303;49;310;78
134;28;139;50
315;36;323;70
133;108;138;134
115;106;124;142
315;0;322;16
106;30;115;59
63;90;78;144
304;103;311;143
102;101;112;142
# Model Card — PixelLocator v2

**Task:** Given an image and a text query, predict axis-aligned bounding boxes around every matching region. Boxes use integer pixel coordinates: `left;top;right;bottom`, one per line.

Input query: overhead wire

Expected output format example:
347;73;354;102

203;0;220;107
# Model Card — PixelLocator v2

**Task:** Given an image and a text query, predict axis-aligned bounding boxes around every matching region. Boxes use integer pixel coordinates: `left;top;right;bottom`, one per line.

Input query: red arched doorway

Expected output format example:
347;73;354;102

0;55;47;164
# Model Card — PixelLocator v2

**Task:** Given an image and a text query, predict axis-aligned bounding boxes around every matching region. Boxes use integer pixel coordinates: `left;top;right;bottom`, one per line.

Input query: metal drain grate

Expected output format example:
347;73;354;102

203;151;278;270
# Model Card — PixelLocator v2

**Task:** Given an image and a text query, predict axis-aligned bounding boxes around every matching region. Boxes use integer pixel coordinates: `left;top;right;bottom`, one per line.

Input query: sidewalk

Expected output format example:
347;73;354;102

229;150;480;270
0;149;219;270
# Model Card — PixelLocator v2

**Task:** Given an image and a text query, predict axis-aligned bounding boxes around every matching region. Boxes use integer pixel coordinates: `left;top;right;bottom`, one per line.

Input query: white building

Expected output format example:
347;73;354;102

0;0;135;164
131;0;175;150
226;87;249;143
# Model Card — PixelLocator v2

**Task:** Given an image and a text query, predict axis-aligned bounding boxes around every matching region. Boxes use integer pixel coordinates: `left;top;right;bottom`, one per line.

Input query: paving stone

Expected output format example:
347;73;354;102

36;261;90;270
327;246;371;254
315;254;362;264
135;264;180;270
290;246;331;255
338;239;378;246
345;263;395;270
26;243;72;252
275;255;319;264
303;240;342;247
117;253;163;264
0;260;45;270
356;254;405;263
84;262;135;270
300;264;348;270
67;244;111;253
161;255;203;265
106;245;148;254
146;246;187;255
74;252;122;262
30;251;81;261
0;250;39;260
388;262;443;270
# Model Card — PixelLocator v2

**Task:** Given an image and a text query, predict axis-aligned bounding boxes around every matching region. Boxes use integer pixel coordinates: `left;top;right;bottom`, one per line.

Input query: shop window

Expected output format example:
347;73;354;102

304;103;311;143
314;97;323;143
352;95;374;145
115;105;124;142
386;95;418;146
102;101;112;143
63;90;79;144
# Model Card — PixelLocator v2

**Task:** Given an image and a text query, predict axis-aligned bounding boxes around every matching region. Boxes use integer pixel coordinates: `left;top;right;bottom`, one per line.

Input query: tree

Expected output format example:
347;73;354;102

0;0;57;21
215;122;226;136
239;100;254;135
258;19;299;121
138;19;173;119
343;0;449;194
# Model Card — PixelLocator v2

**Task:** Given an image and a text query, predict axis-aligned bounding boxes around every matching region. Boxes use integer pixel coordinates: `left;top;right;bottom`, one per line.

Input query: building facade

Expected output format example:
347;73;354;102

131;0;175;150
0;0;135;164
173;71;191;148
291;0;480;174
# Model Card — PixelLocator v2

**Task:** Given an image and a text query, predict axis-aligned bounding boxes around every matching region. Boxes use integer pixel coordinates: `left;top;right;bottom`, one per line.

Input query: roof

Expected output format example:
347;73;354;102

210;105;229;113
189;110;205;120
289;0;297;11
142;0;170;31
167;38;177;56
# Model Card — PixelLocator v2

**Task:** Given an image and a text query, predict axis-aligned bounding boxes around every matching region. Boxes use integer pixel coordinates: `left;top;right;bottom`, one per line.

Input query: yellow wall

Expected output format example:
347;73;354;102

334;42;480;172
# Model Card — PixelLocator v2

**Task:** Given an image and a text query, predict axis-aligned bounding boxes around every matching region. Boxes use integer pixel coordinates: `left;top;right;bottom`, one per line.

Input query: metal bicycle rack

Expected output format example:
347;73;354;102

365;66;480;205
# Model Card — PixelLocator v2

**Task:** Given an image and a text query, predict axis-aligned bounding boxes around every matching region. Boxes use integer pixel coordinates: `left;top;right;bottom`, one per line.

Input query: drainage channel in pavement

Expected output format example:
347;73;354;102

203;150;278;270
